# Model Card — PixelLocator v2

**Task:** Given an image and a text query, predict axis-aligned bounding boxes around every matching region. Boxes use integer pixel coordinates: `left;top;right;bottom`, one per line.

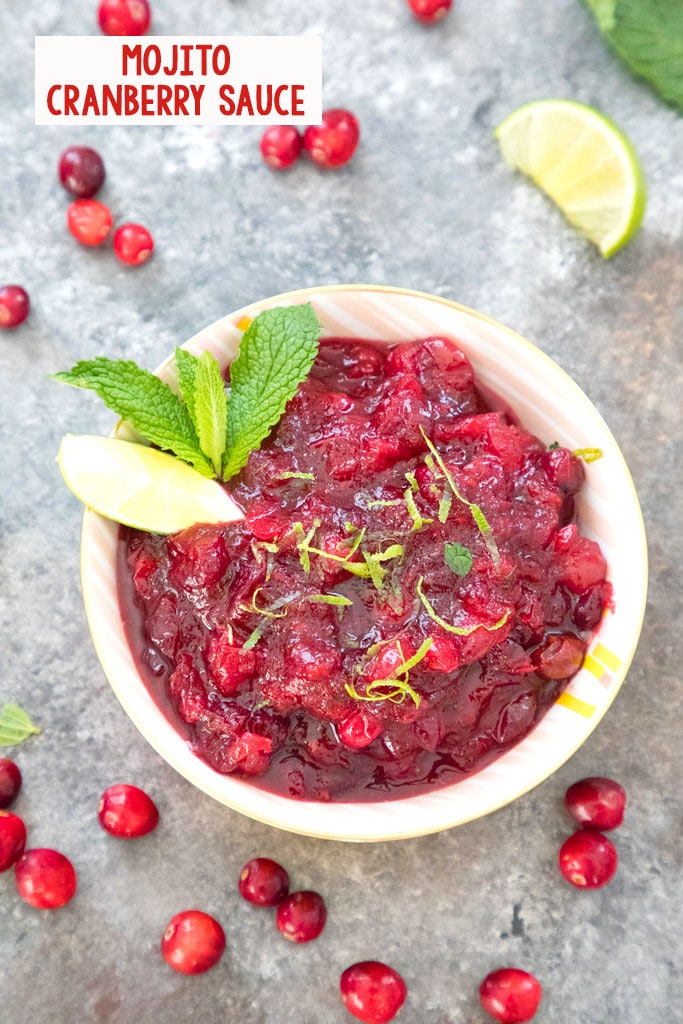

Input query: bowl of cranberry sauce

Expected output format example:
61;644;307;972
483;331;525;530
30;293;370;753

82;286;647;841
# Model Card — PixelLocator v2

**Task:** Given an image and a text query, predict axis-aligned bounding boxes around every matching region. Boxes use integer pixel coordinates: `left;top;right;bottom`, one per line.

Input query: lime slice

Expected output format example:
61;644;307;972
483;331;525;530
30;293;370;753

57;434;244;534
495;99;646;257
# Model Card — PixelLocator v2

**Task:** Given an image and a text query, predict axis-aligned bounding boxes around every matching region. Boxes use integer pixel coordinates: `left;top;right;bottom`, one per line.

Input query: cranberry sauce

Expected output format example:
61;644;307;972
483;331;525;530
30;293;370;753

117;336;611;802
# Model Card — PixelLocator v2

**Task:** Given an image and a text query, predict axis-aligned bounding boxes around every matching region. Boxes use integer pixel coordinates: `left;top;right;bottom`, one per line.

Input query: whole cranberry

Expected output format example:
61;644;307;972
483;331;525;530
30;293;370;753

161;910;226;974
408;0;452;24
303;108;360;169
58;146;106;198
558;830;618;889
0;285;30;329
276;890;326;943
98;0;151;35
15;848;77;908
113;223;154;266
238;857;290;906
340;961;407;1023
260;126;303;170
0;811;27;872
564;776;626;830
532;631;586;679
98;784;159;838
67;199;113;246
479;968;542;1023
0;759;22;808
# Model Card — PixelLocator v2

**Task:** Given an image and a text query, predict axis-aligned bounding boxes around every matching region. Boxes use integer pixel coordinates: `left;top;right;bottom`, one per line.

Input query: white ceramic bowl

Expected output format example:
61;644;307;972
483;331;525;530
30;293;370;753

80;285;647;841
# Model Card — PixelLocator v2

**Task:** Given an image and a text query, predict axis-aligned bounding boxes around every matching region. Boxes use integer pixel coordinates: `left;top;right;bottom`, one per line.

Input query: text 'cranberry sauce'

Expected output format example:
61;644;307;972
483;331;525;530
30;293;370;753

118;336;611;801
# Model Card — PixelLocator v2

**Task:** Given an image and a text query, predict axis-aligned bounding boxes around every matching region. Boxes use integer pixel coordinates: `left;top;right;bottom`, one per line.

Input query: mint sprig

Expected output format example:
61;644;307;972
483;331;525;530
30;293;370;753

0;703;41;746
444;542;473;577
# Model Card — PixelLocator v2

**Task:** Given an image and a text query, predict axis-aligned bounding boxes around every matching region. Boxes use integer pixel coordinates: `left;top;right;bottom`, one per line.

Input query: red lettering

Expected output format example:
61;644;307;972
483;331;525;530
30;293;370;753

291;85;305;117
175;85;190;115
274;85;289;117
189;84;204;116
196;43;211;75
219;84;235;116
213;45;230;75
47;85;61;116
82;85;100;116
102;85;123;116
124;85;139;115
143;46;162;75
157;85;172;116
140;84;154;116
122;44;141;76
64;85;79;116
256;84;273;117
236;84;254;117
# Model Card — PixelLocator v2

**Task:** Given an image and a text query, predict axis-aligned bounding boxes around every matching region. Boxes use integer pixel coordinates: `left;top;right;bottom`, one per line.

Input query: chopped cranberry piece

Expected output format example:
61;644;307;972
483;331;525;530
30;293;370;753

113;223;154;265
424;633;461;672
338;711;383;749
0;759;22;809
15;849;77;909
67;199;113;246
238;857;290;906
340;960;407;1023
479;967;542;1023
553;525;607;593
287;639;342;683
147;593;180;658
0;811;27;872
303;108;360;168
58;146;105;198
572;580;611;631
542;447;585;494
206;632;256;695
407;0;452;23
532;632;586;679
276;890;327;943
229;732;273;775
169;524;229;589
372;374;429;452
558;830;618;888
0;285;30;329
98;0;151;35
161;910;226;974
259;126;302;170
168;655;209;723
98;783;160;838
564;777;626;831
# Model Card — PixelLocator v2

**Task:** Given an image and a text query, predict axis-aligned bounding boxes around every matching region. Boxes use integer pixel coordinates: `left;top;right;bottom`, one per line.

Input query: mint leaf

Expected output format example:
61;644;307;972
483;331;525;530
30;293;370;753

0;703;41;746
444;542;473;577
584;0;683;111
51;358;214;477
222;304;321;480
193;352;228;476
175;348;199;425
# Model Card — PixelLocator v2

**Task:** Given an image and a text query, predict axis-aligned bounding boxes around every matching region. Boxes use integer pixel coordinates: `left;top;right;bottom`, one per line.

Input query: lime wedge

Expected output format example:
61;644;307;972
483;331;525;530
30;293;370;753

57;435;244;534
495;99;646;257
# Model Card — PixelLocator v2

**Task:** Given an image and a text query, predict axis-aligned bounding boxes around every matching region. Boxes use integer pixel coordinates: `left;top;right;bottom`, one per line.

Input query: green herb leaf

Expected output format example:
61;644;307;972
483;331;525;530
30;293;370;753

51;358;213;477
444;542;473;577
0;703;41;746
193;351;229;476
175;348;199;424
417;576;510;636
222;304;321;479
584;0;683;111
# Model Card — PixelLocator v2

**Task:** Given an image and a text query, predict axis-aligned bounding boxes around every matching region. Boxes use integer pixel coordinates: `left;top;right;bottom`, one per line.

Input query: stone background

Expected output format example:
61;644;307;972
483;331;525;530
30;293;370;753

0;2;681;1022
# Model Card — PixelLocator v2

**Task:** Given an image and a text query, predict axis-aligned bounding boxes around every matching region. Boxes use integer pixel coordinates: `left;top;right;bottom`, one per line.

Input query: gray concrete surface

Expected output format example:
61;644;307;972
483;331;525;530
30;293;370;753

1;2;681;1022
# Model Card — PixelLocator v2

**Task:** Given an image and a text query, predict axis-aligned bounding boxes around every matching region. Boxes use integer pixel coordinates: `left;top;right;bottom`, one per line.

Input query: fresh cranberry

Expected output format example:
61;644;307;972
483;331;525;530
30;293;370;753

338;711;383;749
479;968;542;1023
408;0;452;24
161;909;226;974
276;890;326;942
260;126;303;170
15;849;77;908
113;223;154;266
67;198;113;246
572;581;612;632
564;776;626;830
0;285;30;329
558;830;618;889
98;783;160;838
340;961;408;1023
238;857;290;906
98;0;151;35
303;108;360;169
206;632;256;695
532;631;586;679
0;811;27;872
58;146;106;198
0;759;22;808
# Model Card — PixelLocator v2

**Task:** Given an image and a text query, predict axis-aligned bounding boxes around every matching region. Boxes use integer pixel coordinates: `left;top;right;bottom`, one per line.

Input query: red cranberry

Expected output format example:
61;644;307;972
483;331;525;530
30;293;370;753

58;146;106;198
408;0;452;24
0;759;22;808
67;198;113;246
276;890;327;943
340;961;408;1023
260;126;303;170
338;711;383;749
15;848;77;908
564;776;626;830
0;285;30;329
558;830;618;889
532;631;586;679
113;223;154;265
303;108;360;169
161;909;226;974
98;0;151;35
479;968;542;1023
98;783;160;838
0;811;27;872
238;857;290;906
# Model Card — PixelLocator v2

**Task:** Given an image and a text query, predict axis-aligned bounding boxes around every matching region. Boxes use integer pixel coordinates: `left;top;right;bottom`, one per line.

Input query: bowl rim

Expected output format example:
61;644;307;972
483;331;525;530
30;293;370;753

80;283;648;842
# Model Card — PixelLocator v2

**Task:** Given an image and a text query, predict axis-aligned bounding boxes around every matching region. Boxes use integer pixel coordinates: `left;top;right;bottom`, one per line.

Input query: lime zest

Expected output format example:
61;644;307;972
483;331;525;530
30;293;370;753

305;593;353;607
292;520;321;573
404;470;419;493
243;619;269;650
279;471;315;481
572;447;604;463
404;486;433;532
367;498;403;509
416;576;510;636
242;586;288;619
0;704;41;747
437;491;452;524
344;638;432;709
